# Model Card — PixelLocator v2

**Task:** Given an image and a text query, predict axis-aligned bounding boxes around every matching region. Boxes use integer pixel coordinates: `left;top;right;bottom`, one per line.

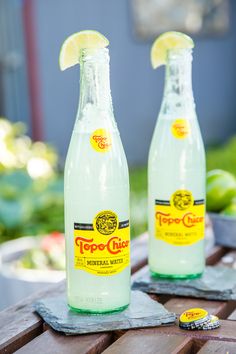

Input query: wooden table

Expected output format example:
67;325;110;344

1;233;236;354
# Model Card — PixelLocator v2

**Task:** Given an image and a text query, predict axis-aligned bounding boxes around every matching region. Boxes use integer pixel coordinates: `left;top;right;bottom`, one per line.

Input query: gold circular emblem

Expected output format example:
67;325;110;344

171;190;193;210
179;308;208;324
94;210;118;235
171;119;190;139
90;129;112;153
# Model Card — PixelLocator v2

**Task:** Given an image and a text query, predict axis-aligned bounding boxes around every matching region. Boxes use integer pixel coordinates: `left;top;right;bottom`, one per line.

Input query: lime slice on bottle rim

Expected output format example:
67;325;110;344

151;31;194;69
59;30;109;71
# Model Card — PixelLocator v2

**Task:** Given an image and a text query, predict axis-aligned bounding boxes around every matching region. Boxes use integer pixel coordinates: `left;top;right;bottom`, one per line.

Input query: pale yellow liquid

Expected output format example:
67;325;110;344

64;105;130;312
148;114;205;277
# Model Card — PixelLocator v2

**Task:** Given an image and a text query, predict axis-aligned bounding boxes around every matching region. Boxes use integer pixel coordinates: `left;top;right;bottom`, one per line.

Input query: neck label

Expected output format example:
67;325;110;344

171;119;190;139
90;128;112;152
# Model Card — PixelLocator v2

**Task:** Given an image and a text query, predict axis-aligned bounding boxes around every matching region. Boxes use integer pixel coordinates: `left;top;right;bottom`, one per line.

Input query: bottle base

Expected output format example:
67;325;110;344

150;270;203;280
68;303;129;315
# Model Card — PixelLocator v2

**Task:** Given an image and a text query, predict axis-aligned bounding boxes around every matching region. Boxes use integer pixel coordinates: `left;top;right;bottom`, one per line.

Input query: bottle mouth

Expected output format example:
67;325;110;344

80;47;109;63
167;47;192;57
166;48;193;63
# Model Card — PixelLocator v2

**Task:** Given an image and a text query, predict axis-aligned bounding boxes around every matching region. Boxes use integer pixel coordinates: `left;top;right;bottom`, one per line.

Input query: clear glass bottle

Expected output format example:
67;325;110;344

64;48;130;313
148;48;205;278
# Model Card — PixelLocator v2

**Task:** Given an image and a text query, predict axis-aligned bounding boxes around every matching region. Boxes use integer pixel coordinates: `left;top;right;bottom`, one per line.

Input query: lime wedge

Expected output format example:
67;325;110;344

59;30;109;71
151;31;194;69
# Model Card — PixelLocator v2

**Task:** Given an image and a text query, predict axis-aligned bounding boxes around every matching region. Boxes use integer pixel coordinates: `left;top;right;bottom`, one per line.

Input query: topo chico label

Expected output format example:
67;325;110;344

74;210;130;276
90;128;112;152
171;119;190;139
155;190;205;246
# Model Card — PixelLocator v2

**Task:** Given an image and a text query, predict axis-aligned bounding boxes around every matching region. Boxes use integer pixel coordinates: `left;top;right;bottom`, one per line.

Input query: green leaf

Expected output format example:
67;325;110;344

0;198;32;228
0;171;33;200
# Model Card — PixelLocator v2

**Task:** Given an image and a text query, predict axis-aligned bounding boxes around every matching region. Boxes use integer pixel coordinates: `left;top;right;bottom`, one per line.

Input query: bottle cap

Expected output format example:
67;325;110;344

179;308;209;327
201;315;220;330
179;308;220;331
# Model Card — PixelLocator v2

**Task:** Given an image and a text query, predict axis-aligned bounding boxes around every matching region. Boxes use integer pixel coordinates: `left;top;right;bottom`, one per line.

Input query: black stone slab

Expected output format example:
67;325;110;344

132;265;236;300
34;290;176;335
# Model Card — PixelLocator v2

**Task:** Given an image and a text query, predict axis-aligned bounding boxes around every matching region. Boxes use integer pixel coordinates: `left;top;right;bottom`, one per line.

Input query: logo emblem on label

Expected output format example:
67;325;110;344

171;119;190;139
94;211;118;235
90;129;112;152
180;308;208;324
171;190;193;211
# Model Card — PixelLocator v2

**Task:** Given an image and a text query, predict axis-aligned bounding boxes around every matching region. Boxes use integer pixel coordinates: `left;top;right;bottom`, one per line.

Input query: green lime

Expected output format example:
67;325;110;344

221;202;236;217
206;169;236;212
150;31;194;69
59;30;109;71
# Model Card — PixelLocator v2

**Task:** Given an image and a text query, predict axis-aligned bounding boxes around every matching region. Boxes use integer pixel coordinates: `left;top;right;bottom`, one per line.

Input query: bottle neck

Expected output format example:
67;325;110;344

161;48;195;116
78;48;113;118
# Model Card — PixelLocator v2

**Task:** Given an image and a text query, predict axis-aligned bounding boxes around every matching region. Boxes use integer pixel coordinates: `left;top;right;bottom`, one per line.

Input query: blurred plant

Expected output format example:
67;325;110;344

0;117;148;242
18;232;65;271
0;118;57;178
206;137;236;176
2;116;236;243
0;118;64;242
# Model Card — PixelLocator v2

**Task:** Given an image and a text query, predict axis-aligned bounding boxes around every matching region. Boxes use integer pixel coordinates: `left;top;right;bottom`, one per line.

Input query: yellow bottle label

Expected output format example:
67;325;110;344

180;308;208;323
155;190;205;246
171;119;190;139
90;129;112;152
74;210;130;276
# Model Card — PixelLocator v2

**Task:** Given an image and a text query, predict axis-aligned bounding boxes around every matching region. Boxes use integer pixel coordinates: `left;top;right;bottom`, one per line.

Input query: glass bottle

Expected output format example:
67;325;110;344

148;48;205;278
64;48;130;313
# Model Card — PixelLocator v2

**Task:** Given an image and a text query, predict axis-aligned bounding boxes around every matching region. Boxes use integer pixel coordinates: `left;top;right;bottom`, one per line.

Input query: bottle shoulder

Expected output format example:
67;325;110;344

148;115;205;166
64;128;129;186
150;114;204;147
75;104;118;133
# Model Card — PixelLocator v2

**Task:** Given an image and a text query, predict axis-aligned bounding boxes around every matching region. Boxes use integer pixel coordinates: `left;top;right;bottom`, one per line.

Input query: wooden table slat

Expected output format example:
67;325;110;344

206;246;228;266
164;297;229;319
139;319;236;342
1;234;236;354
130;233;148;274
228;309;236;321
14;329;113;354
102;332;193;354
0;282;65;354
197;340;236;353
105;320;236;354
105;306;236;354
217;250;236;267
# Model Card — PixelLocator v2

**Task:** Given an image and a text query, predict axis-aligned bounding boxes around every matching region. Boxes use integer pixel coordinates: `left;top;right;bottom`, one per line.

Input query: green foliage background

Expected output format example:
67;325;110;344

0;118;236;242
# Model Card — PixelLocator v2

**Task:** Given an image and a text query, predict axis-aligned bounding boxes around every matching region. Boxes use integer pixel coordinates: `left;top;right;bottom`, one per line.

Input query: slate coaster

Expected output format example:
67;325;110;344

34;290;176;335
132;265;236;300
